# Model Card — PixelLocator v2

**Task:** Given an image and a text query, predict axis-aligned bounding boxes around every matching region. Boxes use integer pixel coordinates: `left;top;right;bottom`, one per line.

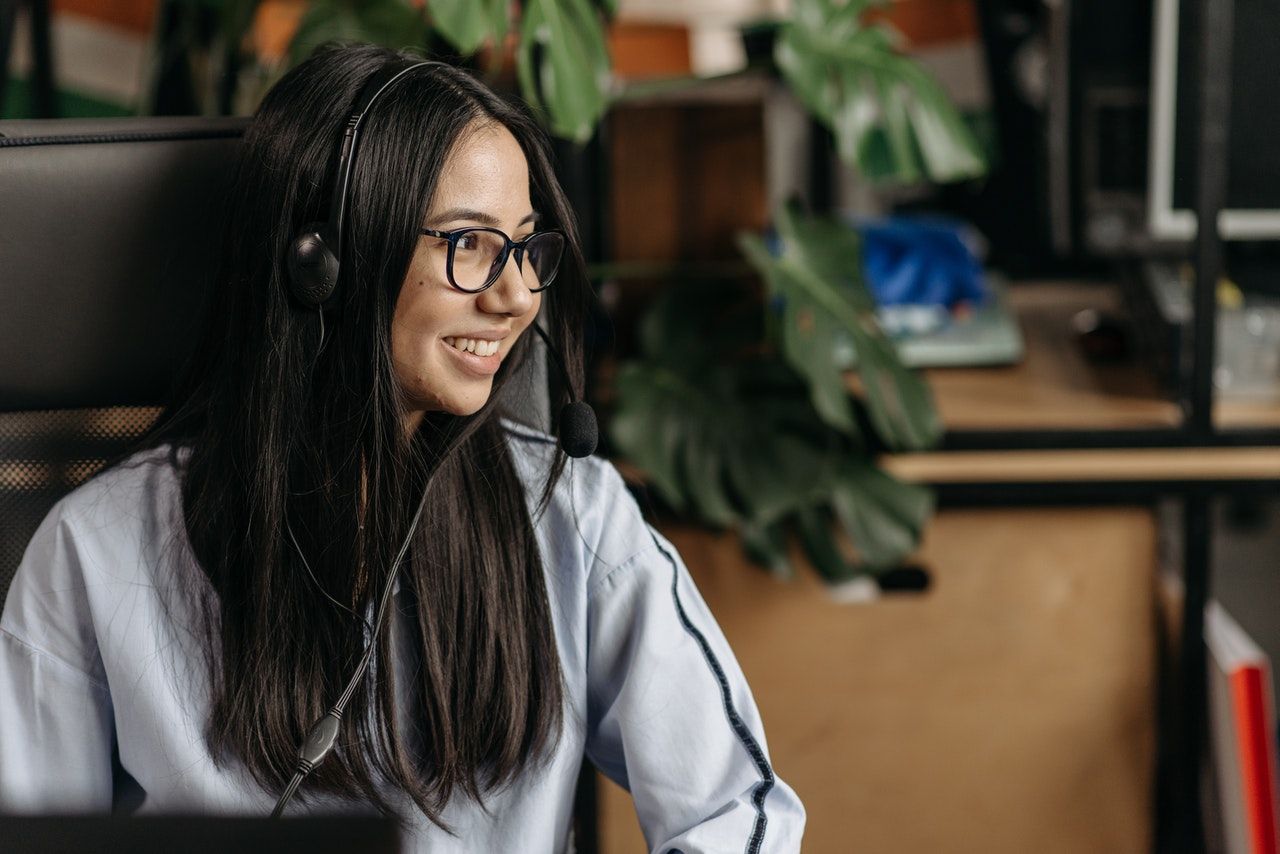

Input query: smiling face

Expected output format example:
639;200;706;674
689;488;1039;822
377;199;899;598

392;121;542;431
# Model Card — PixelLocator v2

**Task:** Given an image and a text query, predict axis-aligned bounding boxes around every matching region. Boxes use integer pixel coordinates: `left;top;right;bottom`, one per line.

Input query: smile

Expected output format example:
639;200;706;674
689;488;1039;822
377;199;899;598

443;336;500;357
441;336;503;377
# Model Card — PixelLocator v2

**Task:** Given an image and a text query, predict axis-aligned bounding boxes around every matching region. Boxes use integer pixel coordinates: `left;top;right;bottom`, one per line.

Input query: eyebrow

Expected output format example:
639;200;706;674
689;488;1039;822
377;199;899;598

426;208;540;228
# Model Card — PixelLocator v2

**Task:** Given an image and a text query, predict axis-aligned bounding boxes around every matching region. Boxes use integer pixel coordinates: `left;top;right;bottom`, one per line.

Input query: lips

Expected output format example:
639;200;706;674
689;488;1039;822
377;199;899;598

441;336;502;377
443;336;500;357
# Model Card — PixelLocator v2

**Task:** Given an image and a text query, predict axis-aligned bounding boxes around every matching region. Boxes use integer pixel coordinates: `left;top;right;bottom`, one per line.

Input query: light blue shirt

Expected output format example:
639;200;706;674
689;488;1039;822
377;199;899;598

0;420;805;852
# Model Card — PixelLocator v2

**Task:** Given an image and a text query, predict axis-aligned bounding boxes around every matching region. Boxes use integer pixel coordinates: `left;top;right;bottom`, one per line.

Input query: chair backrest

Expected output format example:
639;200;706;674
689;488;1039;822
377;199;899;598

0;117;550;601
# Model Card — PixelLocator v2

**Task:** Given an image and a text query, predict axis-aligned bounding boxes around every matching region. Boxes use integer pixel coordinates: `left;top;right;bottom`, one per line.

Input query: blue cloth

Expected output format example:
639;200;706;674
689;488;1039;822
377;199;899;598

858;217;987;309
0;420;805;853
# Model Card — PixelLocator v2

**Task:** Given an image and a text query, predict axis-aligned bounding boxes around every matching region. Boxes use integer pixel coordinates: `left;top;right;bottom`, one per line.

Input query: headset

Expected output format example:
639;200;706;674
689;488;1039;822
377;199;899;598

271;58;597;819
286;59;432;308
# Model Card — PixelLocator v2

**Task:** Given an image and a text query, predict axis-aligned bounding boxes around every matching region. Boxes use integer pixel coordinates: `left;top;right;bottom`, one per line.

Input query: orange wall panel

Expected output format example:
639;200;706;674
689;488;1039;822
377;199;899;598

608;22;691;81
53;0;156;35
866;0;978;49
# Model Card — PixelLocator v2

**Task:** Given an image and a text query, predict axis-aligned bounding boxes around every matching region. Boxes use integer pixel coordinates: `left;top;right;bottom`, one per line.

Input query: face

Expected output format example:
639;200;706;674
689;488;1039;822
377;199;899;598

392;121;543;431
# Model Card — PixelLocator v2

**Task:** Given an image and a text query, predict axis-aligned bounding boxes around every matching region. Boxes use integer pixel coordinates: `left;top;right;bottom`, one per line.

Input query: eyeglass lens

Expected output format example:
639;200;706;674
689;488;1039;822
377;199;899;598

451;229;565;292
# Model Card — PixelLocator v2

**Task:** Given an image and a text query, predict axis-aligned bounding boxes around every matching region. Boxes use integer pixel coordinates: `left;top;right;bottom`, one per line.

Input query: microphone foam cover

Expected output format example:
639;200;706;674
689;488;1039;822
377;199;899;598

559;401;598;458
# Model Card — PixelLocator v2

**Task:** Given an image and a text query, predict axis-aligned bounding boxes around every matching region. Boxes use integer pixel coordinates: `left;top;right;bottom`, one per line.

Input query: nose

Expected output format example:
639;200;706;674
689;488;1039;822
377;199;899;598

476;249;535;317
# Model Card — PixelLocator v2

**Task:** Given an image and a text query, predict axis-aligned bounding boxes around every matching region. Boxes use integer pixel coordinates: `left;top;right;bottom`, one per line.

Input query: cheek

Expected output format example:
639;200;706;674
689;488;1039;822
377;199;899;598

392;278;447;366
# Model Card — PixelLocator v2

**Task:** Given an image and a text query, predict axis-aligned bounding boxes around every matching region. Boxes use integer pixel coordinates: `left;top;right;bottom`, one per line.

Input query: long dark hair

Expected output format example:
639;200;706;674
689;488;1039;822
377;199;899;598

141;44;589;826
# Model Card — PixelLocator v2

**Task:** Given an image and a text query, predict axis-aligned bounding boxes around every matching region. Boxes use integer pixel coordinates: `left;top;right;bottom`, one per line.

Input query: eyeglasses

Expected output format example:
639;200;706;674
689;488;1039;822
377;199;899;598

420;226;566;293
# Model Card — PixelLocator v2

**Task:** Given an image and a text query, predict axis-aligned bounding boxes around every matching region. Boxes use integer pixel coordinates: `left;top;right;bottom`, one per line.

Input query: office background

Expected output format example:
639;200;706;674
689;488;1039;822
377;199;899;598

5;1;1280;852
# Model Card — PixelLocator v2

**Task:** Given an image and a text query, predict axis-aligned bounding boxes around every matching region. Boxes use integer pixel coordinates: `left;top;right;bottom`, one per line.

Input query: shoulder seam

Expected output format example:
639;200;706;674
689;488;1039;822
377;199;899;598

0;626;110;693
499;419;560;448
585;547;651;602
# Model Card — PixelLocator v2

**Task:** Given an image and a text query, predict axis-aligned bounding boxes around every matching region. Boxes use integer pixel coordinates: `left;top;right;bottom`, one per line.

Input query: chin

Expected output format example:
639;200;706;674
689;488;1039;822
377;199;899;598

437;387;492;417
444;402;485;417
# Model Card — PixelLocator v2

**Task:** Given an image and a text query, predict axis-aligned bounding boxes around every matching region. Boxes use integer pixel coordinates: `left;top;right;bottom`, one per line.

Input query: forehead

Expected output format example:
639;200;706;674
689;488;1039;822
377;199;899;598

430;122;531;213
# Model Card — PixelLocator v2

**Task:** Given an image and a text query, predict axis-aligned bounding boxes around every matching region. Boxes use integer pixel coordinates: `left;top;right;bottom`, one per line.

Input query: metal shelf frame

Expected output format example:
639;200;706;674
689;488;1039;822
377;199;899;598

930;3;1245;850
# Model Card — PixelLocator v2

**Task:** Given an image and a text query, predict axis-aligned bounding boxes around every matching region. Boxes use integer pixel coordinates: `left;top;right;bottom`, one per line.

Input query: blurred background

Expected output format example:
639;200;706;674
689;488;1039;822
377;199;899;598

5;1;1280;852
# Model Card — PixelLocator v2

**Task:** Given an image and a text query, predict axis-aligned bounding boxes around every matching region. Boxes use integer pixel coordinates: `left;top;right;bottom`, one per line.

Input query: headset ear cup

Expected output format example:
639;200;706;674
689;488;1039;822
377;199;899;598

288;224;340;307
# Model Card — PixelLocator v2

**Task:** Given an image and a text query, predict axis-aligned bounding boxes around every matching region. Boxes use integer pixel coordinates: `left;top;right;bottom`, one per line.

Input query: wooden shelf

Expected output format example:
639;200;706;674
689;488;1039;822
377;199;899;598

882;446;1280;484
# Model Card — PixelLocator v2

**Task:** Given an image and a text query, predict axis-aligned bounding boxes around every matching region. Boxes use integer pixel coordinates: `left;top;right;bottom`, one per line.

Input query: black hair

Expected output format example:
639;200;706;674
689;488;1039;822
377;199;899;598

141;43;589;827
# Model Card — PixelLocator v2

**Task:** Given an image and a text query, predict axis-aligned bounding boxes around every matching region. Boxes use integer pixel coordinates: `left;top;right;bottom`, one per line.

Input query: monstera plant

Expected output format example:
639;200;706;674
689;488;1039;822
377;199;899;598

609;0;987;580
286;0;613;142
611;203;944;582
152;0;613;142
775;0;985;184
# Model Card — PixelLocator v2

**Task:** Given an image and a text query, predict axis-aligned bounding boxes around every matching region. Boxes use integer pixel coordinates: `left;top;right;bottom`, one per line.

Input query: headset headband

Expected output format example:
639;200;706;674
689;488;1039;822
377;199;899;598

326;59;432;265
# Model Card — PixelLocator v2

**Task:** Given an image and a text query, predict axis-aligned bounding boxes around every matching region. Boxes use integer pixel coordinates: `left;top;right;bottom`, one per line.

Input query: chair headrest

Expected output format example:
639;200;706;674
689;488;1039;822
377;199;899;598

0;117;249;411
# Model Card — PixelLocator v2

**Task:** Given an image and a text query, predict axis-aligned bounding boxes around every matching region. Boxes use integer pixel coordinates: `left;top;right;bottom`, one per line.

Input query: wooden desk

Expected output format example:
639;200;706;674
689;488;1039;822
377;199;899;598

599;508;1158;854
925;283;1182;431
912;281;1280;434
883;281;1280;484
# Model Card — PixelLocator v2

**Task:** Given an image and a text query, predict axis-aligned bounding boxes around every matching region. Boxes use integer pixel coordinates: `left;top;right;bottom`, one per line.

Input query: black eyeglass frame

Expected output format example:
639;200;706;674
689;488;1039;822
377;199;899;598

420;226;566;294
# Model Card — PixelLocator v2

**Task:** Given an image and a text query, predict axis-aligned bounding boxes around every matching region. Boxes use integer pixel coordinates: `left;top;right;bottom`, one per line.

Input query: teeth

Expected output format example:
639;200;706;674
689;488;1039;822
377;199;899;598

444;337;499;357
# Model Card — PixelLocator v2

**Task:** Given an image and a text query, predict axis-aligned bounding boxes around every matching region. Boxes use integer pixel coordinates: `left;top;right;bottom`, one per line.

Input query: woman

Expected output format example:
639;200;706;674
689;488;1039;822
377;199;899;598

0;44;805;852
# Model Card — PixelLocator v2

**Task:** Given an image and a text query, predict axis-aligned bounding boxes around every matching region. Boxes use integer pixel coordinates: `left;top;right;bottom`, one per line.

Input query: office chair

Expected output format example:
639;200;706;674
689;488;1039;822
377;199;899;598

0;116;551;604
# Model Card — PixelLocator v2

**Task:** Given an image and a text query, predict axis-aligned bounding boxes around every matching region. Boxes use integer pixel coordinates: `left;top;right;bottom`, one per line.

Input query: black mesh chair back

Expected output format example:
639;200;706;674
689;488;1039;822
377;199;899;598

0;117;550;603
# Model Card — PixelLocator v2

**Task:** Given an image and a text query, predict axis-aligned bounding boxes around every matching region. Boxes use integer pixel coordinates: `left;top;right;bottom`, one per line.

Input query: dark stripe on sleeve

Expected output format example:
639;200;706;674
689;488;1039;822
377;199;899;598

648;530;774;854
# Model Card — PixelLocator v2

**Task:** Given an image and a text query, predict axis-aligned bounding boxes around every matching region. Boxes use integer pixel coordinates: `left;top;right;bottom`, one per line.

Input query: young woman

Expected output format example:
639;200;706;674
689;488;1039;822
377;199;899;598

0;44;805;852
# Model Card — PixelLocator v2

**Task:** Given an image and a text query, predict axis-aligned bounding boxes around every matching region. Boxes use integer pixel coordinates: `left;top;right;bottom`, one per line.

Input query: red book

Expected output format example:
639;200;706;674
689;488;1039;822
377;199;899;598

1207;601;1280;854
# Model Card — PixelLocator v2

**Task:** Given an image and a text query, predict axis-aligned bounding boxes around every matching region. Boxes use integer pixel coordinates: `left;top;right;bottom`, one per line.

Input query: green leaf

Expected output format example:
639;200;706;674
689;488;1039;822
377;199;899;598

610;283;845;532
741;203;942;451
609;264;936;582
289;0;428;66
898;61;986;180
775;0;986;184
218;0;262;50
680;428;738;527
739;520;794;580
518;0;611;142
636;277;758;371
739;233;860;434
723;430;832;528
847;319;942;450
874;68;922;182
486;0;510;54
429;0;508;55
609;364;688;510
830;461;933;569
794;506;859;583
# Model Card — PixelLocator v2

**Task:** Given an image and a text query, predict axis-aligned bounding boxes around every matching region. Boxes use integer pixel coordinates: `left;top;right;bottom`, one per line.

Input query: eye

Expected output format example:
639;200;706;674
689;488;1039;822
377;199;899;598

457;232;479;251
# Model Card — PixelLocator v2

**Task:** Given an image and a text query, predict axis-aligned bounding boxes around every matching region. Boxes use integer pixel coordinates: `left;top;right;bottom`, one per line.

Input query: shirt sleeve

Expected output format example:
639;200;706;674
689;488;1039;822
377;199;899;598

583;522;806;854
0;503;116;813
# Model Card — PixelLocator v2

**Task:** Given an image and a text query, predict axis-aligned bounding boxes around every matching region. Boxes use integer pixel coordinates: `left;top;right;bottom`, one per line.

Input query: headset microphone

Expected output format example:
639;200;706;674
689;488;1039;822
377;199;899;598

530;323;597;458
